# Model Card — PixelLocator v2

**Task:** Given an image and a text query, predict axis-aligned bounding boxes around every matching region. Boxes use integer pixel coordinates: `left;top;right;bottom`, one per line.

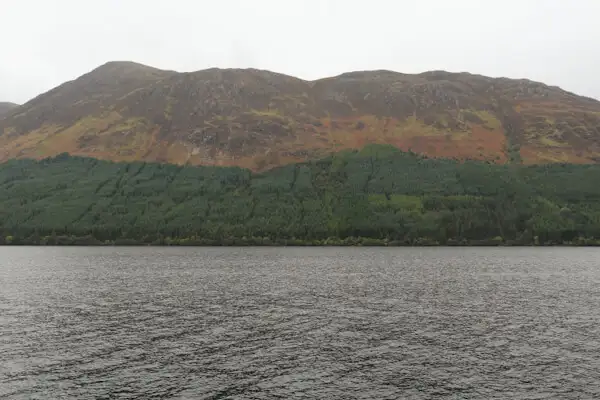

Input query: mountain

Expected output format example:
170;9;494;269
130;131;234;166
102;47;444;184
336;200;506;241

0;102;18;117
1;61;600;170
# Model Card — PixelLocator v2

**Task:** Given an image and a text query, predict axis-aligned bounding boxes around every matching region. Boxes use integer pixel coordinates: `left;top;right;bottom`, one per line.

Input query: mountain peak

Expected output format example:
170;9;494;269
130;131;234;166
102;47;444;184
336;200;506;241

0;102;18;117
83;61;175;83
91;60;170;74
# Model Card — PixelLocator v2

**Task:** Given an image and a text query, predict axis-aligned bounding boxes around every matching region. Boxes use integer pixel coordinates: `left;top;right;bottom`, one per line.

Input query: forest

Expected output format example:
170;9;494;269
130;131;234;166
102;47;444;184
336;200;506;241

1;144;600;246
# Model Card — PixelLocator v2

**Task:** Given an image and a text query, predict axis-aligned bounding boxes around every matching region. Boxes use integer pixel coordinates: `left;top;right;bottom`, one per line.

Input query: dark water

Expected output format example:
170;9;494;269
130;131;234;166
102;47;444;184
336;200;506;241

2;247;600;399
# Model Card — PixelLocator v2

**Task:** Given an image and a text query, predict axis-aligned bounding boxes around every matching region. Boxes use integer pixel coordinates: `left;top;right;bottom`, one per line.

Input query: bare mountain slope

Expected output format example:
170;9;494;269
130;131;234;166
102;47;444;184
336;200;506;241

2;62;600;170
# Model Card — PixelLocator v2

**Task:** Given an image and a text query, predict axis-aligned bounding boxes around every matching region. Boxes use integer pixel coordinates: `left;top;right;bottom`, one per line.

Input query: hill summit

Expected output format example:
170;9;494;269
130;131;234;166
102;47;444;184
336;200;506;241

1;61;600;169
0;102;18;117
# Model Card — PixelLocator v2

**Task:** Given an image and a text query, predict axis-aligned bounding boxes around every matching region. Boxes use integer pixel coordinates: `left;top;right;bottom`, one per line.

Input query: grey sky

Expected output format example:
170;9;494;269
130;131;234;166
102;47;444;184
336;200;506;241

2;0;599;104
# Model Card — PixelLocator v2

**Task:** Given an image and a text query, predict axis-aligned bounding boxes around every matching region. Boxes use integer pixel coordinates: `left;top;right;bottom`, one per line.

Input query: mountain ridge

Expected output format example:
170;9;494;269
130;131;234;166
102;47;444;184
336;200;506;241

2;61;600;170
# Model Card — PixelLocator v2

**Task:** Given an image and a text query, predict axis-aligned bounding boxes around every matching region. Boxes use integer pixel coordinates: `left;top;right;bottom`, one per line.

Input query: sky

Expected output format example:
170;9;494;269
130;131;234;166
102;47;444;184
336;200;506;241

2;0;599;104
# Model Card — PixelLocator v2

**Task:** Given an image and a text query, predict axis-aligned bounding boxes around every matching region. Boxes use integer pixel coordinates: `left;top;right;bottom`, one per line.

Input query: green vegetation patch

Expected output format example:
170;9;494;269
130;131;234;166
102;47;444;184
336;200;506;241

2;146;600;246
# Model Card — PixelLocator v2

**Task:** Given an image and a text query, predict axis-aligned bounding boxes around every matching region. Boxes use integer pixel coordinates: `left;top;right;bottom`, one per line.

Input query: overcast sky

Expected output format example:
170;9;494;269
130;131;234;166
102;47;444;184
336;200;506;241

2;0;599;104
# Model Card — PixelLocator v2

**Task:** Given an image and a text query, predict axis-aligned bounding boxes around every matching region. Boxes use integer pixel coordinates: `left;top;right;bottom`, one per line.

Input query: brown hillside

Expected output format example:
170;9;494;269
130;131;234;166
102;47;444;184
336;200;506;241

0;102;18;117
1;62;600;170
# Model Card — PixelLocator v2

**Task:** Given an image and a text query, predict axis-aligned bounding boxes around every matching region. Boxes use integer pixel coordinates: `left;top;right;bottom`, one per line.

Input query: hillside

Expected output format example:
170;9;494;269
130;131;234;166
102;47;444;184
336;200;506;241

0;102;18;117
1;62;600;169
1;145;600;246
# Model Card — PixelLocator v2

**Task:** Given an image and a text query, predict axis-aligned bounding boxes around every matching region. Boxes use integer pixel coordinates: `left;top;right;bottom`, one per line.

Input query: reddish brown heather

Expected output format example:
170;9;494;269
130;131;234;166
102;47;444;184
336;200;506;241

2;62;600;170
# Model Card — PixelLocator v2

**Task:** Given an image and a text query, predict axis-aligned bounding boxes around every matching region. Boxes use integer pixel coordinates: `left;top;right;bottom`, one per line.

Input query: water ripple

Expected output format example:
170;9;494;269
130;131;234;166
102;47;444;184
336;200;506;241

1;247;600;399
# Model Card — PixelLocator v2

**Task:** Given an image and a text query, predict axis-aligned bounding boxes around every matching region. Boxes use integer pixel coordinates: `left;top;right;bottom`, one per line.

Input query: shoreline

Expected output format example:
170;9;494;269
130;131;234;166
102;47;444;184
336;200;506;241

2;243;599;247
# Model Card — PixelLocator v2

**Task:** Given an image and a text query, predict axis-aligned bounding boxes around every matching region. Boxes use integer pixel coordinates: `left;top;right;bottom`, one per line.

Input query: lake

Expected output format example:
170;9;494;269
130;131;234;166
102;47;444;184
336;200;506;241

1;246;600;399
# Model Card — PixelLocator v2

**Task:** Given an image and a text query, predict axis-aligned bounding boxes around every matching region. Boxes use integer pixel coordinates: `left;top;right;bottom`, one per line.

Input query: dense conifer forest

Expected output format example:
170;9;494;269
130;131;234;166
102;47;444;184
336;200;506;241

2;145;600;246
